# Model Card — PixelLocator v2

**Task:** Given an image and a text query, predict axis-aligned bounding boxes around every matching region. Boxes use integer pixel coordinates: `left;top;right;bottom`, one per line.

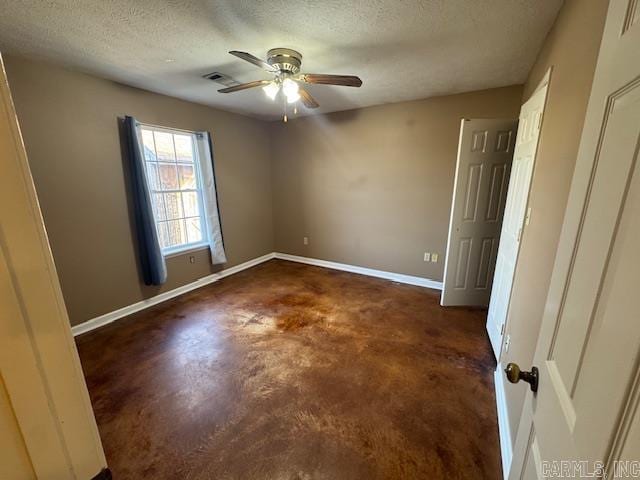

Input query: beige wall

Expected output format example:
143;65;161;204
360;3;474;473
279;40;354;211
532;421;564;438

271;86;523;280
502;0;609;438
5;56;274;326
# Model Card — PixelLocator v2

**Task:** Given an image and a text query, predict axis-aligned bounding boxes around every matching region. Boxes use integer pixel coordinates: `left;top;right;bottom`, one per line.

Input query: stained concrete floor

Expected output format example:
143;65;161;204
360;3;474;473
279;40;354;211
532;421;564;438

76;259;501;479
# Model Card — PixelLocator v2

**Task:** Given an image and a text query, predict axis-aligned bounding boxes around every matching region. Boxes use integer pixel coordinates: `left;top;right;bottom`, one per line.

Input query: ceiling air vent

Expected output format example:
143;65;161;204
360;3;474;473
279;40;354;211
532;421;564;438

203;72;238;87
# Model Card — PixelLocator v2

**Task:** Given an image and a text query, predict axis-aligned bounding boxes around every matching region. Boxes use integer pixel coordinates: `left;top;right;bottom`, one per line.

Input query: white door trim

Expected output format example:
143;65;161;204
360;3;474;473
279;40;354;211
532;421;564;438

486;68;552;360
494;363;514;478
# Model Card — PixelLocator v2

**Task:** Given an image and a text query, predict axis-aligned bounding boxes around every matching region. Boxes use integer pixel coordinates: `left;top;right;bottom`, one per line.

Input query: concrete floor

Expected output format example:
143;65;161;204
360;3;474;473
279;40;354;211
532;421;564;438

76;259;501;479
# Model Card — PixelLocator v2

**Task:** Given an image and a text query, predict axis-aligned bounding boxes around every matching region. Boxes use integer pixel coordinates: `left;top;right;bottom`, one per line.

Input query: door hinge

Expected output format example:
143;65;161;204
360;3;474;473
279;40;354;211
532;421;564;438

500;323;505;336
517;227;523;242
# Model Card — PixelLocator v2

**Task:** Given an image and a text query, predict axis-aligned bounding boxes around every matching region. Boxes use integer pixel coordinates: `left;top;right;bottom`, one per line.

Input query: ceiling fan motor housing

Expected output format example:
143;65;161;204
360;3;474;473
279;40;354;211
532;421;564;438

267;48;302;74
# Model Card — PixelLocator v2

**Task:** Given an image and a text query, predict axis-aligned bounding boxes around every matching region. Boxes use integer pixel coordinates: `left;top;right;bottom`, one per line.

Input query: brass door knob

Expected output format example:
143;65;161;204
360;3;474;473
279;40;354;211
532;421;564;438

505;363;539;392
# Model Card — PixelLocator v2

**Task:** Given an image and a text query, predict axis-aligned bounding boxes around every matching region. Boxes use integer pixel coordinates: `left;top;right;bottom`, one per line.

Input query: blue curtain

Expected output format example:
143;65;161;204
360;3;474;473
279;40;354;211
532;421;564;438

124;116;167;285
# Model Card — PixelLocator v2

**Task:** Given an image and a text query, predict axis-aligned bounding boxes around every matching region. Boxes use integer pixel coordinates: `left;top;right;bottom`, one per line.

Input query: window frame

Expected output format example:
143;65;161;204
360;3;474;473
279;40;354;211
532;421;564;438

137;123;210;256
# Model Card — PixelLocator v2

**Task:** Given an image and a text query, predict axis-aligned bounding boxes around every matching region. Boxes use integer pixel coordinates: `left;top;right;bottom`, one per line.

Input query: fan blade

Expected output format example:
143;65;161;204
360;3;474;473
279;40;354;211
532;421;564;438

229;51;277;72
217;80;270;93
298;86;320;109
300;74;362;87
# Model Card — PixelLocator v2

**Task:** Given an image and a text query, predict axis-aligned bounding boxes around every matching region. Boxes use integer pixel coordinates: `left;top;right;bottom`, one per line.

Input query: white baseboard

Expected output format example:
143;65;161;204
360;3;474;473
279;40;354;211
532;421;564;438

72;251;442;337
274;252;443;290
494;364;513;479
71;252;275;337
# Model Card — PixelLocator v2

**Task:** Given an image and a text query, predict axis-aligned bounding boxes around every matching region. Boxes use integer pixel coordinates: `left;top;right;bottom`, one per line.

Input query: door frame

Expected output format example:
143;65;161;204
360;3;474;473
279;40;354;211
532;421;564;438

489;68;552;361
0;54;107;478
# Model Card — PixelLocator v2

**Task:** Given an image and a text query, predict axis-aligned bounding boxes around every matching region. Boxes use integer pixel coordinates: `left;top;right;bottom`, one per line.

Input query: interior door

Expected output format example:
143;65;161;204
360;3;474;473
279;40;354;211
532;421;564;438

441;119;517;307
508;1;640;478
486;81;549;358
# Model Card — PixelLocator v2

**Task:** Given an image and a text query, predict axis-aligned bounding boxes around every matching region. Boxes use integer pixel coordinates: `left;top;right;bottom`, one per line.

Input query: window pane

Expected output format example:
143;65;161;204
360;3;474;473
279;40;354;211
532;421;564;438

146;162;159;190
164;192;183;219
156;221;169;249
152;193;166;220
182;191;199;217
185;217;203;243
158;163;178;190
141;130;156;161
165;219;186;247
174;134;194;163
178;164;196;189
139;125;207;252
153;131;175;161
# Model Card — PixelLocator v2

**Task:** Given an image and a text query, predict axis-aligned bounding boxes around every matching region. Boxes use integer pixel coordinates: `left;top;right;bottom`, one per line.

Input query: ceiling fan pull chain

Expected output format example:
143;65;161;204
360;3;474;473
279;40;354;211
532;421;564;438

283;92;288;123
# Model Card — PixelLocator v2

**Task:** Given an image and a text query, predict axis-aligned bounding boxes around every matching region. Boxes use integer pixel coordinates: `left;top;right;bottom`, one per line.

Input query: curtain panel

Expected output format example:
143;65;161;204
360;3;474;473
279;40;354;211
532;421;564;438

196;132;227;265
123;116;167;285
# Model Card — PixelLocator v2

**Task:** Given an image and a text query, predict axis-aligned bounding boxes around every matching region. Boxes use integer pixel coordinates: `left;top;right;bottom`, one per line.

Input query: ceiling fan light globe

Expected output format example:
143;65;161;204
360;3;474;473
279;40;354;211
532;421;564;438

262;82;279;100
282;78;299;97
285;91;300;104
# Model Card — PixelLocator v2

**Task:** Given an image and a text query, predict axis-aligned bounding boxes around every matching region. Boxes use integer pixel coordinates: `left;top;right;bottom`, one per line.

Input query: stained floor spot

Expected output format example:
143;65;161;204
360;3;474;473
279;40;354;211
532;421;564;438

76;259;501;479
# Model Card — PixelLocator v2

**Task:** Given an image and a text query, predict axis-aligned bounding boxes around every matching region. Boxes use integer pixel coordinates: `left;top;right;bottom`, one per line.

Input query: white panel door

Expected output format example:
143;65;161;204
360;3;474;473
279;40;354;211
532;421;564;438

486;83;549;358
509;1;640;478
442;119;517;307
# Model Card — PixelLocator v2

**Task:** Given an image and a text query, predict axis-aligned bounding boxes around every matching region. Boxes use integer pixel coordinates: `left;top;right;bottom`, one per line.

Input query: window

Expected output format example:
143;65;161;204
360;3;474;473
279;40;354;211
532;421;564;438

139;125;208;255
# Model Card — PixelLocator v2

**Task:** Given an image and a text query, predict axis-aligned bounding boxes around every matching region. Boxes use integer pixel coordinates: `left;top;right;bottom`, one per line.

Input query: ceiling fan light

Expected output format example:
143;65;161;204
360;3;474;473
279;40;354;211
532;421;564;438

262;82;279;100
285;91;300;104
282;78;299;97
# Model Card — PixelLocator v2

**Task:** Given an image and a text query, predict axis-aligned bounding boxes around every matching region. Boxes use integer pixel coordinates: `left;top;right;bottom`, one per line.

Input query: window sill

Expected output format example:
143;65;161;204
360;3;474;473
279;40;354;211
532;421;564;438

163;243;209;259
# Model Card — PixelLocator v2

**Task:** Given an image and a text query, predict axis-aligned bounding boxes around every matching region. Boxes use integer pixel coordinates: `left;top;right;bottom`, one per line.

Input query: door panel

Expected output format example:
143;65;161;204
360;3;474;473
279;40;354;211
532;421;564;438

454;237;472;288
571;90;640;460
486;84;548;358
442;118;517;307
463;163;483;221
509;2;640;478
476;237;496;289
485;163;508;222
552;82;640;390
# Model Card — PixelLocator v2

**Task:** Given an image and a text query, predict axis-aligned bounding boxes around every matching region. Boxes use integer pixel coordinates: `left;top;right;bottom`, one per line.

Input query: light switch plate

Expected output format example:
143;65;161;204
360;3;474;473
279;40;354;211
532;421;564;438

431;253;438;262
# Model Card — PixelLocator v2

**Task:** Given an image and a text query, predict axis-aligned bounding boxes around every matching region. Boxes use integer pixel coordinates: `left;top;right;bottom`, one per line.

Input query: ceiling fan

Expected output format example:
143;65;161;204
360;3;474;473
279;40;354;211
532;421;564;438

217;48;363;121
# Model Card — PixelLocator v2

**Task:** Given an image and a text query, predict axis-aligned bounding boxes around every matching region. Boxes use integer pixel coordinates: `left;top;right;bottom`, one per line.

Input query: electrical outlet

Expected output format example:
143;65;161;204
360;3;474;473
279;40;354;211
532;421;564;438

424;252;431;262
189;255;196;264
431;253;438;263
303;236;309;245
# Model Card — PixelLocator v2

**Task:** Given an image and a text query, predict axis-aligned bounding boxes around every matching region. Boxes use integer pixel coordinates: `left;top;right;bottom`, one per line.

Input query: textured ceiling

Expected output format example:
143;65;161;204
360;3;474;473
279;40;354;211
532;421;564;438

0;0;562;120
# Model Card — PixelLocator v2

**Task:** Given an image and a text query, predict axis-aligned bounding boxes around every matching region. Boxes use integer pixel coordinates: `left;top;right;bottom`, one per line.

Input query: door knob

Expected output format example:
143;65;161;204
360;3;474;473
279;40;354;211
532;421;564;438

505;363;539;392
